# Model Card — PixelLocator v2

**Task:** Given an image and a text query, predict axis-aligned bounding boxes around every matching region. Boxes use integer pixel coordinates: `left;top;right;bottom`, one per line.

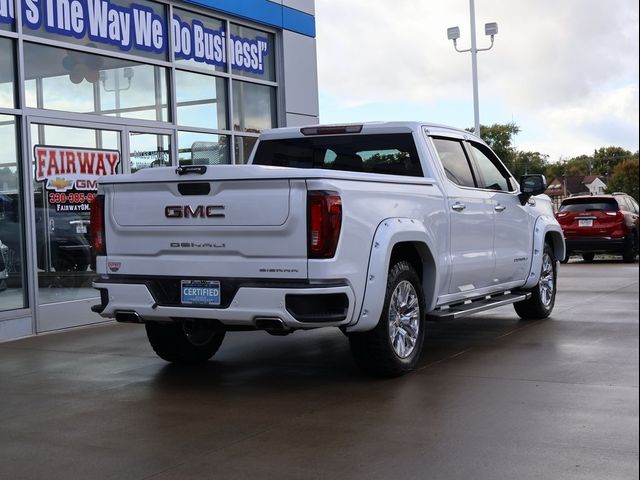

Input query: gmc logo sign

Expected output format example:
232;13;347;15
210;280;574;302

165;205;225;218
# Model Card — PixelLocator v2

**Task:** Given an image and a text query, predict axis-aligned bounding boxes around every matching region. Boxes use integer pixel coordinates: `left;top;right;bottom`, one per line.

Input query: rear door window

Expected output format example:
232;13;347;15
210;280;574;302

431;138;476;188
559;198;619;212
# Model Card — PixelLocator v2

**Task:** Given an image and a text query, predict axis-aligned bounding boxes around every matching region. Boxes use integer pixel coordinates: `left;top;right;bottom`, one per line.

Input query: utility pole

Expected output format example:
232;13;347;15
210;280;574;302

447;0;498;136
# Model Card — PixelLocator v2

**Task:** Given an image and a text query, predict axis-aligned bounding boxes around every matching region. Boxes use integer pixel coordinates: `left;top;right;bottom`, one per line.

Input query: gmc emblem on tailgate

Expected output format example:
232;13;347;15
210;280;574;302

165;205;225;218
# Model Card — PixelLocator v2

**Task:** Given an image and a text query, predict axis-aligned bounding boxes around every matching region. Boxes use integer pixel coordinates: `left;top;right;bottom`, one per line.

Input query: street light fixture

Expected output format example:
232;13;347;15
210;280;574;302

447;0;498;135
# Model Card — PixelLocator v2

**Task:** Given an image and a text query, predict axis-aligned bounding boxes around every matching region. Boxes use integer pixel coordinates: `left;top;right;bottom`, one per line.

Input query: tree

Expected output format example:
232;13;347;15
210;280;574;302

467;122;520;172
509;151;548;179
606;157;639;201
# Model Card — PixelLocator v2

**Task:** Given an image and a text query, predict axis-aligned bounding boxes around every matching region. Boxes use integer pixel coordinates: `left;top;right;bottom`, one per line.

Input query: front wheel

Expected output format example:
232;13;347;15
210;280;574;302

348;261;425;377
514;242;557;320
145;320;226;363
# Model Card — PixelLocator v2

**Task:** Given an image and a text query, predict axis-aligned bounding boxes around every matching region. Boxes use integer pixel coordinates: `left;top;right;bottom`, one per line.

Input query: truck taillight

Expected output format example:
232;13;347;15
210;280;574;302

308;191;342;258
90;195;106;268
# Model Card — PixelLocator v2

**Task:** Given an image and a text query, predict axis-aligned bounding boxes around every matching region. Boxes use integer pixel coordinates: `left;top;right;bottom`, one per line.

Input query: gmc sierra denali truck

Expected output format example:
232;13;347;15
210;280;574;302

91;122;565;376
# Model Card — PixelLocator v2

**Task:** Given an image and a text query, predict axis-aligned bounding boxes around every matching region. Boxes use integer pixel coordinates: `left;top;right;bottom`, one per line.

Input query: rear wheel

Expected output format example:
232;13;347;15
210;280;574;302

582;252;595;262
348;261;425;377
145;320;226;363
514;242;557;320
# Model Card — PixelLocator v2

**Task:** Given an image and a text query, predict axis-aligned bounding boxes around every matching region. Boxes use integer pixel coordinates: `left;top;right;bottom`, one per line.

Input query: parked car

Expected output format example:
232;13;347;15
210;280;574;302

0;192;91;273
556;193;639;262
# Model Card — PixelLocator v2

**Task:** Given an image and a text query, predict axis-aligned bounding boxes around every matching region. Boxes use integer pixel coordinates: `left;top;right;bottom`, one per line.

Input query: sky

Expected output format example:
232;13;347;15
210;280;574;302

314;0;640;163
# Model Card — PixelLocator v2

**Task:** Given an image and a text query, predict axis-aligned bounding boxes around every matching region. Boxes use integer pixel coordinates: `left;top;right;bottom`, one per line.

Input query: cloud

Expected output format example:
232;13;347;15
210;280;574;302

315;0;639;159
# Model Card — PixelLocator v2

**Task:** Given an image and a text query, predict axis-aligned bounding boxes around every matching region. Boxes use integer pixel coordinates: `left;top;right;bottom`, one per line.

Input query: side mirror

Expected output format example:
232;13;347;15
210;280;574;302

518;174;547;205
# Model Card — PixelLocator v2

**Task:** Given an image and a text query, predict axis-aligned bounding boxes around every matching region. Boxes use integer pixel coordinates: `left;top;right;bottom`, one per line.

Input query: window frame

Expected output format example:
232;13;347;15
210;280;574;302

464;140;518;193
430;136;478;189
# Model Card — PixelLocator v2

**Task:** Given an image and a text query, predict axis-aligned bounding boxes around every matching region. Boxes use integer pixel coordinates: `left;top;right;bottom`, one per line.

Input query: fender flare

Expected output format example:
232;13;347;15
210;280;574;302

347;217;440;333
522;216;566;289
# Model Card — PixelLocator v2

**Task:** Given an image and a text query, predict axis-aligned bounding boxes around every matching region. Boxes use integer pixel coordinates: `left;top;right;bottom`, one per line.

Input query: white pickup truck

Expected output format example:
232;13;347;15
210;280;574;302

91;122;565;376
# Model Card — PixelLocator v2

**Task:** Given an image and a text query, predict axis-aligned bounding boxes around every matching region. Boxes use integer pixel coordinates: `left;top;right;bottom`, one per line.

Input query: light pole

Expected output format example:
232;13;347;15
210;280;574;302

447;0;498;136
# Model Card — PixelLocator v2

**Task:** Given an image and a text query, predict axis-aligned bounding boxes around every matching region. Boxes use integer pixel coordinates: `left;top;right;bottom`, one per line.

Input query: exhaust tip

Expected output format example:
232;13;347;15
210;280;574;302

254;317;292;336
115;310;143;323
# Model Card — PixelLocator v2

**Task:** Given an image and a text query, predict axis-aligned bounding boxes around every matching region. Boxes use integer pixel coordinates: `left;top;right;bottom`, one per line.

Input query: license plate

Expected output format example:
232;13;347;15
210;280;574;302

76;225;87;234
578;219;593;227
181;280;220;306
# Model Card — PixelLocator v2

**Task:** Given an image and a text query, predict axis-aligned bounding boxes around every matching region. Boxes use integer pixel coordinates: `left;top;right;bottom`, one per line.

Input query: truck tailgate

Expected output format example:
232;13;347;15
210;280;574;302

101;172;308;279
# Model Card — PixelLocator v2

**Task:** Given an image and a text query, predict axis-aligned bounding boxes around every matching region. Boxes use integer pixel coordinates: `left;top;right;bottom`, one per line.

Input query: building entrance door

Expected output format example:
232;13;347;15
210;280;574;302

27;117;124;332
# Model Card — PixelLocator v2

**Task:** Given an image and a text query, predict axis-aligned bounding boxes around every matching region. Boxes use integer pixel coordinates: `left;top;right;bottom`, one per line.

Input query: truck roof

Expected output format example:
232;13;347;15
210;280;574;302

260;121;480;141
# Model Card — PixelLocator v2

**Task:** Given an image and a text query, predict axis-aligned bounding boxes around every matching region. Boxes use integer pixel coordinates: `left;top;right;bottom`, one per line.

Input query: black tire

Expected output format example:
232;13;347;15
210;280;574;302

348;261;425;377
560;253;570;264
145;320;226;363
582;252;595;263
622;234;637;263
514;242;557;320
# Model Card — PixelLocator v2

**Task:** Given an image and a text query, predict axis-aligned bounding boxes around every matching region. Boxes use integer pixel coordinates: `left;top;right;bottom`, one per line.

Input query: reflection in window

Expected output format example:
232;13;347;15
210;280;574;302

175;70;227;129
0;37;15;108
178;132;229;165
24;43;168;122
234;136;258;164
232;80;276;133
130;133;171;172
0;115;26;310
230;24;275;82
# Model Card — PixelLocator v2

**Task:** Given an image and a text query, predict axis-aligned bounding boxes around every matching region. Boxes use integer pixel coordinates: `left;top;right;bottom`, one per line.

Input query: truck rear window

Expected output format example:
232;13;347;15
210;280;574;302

559;198;619;212
252;134;423;177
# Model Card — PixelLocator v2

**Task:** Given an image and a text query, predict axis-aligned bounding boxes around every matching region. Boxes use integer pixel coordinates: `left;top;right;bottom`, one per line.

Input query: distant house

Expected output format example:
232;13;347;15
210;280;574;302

545;175;608;210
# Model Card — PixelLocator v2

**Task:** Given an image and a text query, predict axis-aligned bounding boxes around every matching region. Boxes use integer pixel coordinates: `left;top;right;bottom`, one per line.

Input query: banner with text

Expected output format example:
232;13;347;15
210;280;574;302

0;0;271;75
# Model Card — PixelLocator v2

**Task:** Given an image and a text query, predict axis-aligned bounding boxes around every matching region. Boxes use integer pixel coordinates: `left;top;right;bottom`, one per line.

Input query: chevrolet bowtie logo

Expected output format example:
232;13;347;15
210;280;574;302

49;177;73;190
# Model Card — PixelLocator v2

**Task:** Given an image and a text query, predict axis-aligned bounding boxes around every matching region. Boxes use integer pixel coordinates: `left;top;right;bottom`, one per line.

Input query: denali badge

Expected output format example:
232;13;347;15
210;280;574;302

170;242;226;249
165;205;225;218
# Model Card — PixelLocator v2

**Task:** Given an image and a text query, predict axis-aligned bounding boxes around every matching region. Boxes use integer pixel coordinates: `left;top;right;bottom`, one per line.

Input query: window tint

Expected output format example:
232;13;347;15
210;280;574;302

432;138;475;187
253;134;423;177
468;142;511;191
559;199;619;212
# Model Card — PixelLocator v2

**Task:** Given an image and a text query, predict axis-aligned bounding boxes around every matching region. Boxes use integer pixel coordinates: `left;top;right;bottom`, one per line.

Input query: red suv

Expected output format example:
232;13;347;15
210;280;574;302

556;193;639;262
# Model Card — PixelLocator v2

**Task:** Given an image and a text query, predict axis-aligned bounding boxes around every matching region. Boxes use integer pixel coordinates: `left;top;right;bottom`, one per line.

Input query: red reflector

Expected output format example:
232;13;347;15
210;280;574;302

89;195;106;266
308;191;342;258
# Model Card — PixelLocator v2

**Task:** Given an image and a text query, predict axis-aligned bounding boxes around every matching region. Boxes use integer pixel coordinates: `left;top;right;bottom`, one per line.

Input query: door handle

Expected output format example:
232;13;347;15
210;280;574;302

494;205;506;212
451;202;466;212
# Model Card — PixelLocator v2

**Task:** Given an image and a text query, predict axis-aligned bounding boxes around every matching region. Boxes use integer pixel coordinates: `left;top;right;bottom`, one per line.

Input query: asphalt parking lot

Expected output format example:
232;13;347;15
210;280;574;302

1;259;638;480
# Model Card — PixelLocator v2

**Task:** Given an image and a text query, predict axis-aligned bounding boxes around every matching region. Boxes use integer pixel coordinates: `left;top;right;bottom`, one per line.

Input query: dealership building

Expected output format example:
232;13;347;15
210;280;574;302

0;0;318;340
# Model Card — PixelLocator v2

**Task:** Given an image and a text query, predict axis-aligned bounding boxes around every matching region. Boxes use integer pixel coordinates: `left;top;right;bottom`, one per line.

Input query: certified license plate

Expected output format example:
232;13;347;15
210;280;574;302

181;280;220;306
578;219;593;227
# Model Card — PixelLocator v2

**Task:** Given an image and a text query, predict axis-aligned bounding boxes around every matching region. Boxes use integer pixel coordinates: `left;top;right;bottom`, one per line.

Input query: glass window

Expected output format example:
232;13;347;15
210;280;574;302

558;198;619;212
173;9;226;73
178;131;229;165
432;138;476;187
30;124;121;304
0;114;26;310
232;80;276;133
0;37;15;108
234;136;258;164
0;0;14;31
129;132;171;172
230;24;275;81
21;0;168;61
175;70;227;129
253;134;423;177
24;42;168;122
468;142;512;191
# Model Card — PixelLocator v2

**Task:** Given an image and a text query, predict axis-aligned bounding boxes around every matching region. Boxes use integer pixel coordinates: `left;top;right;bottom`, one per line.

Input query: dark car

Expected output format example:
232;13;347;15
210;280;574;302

0;193;91;273
556;193;639;262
